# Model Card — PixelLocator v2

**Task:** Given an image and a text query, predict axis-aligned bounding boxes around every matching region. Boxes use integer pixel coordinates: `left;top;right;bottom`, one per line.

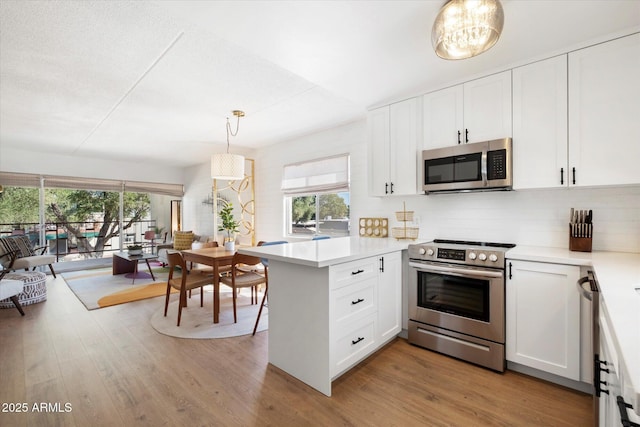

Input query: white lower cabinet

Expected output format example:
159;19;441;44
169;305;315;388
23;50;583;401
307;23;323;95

330;251;402;378
377;251;402;343
599;309;622;427
599;300;640;426
268;250;403;397
506;260;581;380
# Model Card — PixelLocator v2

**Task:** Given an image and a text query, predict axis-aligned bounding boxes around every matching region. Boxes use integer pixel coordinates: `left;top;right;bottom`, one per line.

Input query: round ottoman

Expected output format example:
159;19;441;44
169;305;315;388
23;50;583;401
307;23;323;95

0;271;47;308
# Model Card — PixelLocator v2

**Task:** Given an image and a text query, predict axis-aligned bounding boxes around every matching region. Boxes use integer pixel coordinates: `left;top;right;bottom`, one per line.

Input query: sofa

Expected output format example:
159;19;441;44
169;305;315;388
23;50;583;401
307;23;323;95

157;231;217;266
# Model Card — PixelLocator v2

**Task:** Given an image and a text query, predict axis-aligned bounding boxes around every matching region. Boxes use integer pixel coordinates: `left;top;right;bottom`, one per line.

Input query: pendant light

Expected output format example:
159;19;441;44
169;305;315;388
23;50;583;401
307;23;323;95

432;0;504;60
211;110;245;180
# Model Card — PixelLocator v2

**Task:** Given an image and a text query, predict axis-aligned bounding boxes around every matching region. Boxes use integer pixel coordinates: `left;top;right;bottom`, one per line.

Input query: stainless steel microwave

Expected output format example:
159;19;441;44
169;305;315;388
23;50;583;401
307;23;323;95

422;138;512;194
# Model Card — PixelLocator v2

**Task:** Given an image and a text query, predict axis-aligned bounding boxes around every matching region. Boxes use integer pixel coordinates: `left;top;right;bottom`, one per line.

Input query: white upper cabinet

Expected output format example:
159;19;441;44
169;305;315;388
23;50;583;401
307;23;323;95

513;55;568;189
568;33;640;187
368;106;390;197
422;70;512;149
463;70;512;144
422;85;464;149
368;97;420;196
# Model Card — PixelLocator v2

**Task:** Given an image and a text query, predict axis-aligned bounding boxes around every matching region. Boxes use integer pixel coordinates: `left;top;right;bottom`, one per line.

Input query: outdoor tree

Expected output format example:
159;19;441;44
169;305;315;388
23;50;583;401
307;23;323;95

46;189;150;258
319;193;348;219
0;187;39;225
291;196;316;224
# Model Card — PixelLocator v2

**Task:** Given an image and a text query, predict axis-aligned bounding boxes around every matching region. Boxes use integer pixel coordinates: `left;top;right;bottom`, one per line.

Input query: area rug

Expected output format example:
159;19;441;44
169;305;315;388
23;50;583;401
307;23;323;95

150;288;268;339
62;267;172;310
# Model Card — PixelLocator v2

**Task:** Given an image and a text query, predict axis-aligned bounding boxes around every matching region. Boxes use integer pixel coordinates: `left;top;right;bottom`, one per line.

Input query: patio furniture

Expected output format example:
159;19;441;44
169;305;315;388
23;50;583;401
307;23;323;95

0;235;57;278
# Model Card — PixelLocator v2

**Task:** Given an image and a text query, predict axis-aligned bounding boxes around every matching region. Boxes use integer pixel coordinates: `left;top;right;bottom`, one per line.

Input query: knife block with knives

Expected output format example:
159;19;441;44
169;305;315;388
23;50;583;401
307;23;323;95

569;208;593;252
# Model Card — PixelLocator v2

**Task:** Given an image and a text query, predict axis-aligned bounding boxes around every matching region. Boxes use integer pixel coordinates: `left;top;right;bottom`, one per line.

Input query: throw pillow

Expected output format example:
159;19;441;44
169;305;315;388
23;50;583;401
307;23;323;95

13;235;36;257
173;231;194;251
0;238;14;267
4;235;35;258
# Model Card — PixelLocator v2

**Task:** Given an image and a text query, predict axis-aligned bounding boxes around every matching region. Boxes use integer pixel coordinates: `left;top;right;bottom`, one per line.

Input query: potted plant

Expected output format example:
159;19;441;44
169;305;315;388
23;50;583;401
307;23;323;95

153;226;166;241
218;204;240;251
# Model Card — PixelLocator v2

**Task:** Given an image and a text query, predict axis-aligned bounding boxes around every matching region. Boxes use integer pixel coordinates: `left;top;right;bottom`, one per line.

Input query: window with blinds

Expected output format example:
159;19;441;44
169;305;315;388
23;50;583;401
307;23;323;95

282;154;350;237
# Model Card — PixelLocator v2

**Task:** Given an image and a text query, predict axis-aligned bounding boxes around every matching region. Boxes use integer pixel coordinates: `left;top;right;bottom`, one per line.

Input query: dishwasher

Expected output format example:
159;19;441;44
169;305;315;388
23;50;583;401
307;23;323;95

577;270;600;427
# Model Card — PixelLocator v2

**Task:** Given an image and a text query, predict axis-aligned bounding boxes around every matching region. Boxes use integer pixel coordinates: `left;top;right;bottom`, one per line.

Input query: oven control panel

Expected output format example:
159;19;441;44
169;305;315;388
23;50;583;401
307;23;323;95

437;248;466;261
408;243;507;267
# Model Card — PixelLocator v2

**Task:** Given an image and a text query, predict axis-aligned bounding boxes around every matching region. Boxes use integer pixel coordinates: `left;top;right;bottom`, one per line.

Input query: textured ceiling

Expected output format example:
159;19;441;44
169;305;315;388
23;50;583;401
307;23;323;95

1;1;639;168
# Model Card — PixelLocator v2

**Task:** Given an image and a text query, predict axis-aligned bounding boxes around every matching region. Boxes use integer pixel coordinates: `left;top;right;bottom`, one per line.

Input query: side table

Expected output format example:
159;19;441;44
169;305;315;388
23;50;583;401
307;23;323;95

112;252;159;284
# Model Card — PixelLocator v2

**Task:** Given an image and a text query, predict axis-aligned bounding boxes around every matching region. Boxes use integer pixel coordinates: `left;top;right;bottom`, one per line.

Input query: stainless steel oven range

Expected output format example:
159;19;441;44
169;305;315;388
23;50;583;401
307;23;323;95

408;239;515;372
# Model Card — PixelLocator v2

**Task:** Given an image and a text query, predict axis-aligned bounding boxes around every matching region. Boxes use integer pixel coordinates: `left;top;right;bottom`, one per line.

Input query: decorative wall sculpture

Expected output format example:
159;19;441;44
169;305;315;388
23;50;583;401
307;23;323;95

212;158;255;246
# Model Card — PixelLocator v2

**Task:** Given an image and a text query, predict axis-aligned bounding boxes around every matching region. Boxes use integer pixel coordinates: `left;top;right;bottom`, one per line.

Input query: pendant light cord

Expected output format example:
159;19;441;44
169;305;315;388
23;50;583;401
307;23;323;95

226;115;241;154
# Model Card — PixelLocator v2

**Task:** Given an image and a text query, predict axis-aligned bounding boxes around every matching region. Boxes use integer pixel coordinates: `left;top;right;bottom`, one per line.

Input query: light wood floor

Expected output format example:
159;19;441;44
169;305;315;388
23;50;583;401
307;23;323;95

0;275;592;426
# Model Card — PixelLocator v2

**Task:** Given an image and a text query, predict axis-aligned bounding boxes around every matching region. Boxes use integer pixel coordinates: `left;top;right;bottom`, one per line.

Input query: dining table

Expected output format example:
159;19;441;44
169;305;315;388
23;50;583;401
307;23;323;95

180;246;235;324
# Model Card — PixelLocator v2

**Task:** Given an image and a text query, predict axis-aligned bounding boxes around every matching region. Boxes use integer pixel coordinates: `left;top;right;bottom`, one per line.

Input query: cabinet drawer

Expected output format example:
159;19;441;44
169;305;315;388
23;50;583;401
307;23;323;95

331;257;378;290
331;279;376;325
332;314;377;378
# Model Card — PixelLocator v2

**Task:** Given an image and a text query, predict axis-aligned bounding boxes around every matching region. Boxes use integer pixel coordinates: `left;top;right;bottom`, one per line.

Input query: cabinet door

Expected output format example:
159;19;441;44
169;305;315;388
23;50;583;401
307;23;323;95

377;251;402;343
463;70;512;143
513;55;568;189
599;313;623;427
422;85;464;149
506;260;581;380
389;98;420;196
368;106;390;196
568;33;640;187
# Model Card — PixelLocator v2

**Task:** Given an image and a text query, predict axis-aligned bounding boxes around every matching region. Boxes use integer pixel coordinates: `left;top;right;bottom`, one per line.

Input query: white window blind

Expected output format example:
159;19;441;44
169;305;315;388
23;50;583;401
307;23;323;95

0;172;183;197
281;154;350;195
44;175;123;192
124;181;183;197
0;172;41;188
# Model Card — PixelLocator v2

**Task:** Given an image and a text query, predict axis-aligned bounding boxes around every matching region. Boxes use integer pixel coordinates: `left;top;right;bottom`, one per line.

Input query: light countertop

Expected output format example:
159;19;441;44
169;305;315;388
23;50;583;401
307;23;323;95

507;246;640;412
238;236;410;268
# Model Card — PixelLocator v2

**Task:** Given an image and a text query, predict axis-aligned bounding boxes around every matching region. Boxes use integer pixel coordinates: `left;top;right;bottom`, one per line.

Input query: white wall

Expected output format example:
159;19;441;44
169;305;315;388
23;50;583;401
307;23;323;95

182;161;216;238
249;119;640;253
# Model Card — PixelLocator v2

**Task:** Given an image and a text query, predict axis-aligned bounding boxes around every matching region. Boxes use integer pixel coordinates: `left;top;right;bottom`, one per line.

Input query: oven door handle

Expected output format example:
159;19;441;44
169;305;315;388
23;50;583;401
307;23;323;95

577;276;593;301
409;262;503;279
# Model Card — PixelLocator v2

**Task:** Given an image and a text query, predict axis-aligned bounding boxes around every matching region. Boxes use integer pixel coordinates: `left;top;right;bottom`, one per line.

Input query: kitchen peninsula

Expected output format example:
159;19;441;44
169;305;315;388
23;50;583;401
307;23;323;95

239;236;408;396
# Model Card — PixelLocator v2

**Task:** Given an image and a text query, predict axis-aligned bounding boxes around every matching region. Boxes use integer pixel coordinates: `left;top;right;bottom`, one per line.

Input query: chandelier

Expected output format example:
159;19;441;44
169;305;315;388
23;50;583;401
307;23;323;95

211;110;245;180
432;0;504;60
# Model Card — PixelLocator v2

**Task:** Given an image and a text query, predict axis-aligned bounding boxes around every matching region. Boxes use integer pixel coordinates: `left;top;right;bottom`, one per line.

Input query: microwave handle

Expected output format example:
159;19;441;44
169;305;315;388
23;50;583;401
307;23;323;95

481;151;488;186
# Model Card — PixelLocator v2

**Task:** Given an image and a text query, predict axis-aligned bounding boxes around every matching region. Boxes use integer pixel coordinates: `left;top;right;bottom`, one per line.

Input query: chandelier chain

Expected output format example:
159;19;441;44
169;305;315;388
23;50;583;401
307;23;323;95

225;112;242;153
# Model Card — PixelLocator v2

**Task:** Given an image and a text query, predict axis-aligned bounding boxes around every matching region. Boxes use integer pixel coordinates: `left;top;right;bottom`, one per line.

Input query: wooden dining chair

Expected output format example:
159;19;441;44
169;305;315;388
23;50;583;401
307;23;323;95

164;251;213;326
237;240;266;274
219;252;267;323
252;240;288;335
